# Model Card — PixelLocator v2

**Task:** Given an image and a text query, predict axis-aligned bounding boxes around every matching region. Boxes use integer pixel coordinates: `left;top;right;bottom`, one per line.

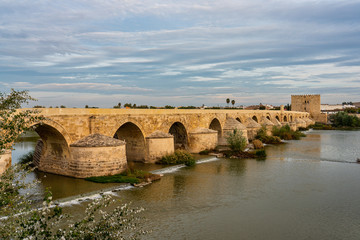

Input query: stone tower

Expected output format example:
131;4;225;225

291;95;327;123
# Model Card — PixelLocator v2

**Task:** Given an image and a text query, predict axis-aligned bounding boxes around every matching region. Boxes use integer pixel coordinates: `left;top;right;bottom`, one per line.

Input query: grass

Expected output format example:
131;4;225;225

85;169;160;184
156;150;196;167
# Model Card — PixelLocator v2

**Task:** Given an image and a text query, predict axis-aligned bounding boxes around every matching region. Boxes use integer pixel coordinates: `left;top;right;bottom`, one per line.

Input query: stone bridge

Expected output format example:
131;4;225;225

2;108;312;177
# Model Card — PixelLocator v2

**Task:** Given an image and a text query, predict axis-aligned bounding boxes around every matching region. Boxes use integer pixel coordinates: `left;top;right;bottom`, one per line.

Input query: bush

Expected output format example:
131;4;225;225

272;125;305;140
252;139;264;149
225;129;247;152
255;149;267;158
157;150;196;166
329;112;360;128
255;127;282;144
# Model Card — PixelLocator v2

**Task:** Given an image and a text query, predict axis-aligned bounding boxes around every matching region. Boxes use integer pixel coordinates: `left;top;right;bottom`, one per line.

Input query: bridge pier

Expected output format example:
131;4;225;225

145;131;174;163
188;128;218;153
0;150;11;174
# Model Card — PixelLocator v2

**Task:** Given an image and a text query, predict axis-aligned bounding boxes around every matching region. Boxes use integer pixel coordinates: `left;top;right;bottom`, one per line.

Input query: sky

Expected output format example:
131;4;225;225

0;0;360;108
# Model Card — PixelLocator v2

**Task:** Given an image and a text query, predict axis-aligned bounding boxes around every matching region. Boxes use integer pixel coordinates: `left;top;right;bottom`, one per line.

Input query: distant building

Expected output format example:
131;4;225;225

321;104;355;113
291;95;327;123
353;102;360;108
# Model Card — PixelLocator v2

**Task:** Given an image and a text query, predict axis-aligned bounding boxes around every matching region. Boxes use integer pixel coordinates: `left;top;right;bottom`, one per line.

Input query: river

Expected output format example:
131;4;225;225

12;129;360;239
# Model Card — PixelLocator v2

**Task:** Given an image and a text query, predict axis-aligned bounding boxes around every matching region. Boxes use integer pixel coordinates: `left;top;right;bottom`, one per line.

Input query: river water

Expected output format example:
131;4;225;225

12;130;360;239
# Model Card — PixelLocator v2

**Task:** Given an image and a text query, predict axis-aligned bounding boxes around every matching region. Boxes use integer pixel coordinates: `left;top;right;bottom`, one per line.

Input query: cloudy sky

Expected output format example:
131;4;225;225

1;0;359;107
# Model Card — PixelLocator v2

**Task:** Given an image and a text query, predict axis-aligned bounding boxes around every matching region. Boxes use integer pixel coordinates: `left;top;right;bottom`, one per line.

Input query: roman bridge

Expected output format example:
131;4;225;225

1;108;312;177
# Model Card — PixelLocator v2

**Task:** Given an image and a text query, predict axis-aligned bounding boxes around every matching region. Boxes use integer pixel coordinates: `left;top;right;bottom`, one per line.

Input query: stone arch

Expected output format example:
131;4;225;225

266;115;271;120
252;115;258;123
236;117;242;123
31;121;72;175
209;118;222;140
276;115;280;121
283;115;288;122
290;115;293;122
169;122;188;150
114;122;146;162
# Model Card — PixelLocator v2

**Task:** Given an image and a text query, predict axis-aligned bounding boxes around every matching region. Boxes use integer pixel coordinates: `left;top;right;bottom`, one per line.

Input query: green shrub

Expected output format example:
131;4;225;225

255;127;282;144
225;129;247;152
157;150;196;166
255;149;267;158
329;112;360;128
272;125;305;140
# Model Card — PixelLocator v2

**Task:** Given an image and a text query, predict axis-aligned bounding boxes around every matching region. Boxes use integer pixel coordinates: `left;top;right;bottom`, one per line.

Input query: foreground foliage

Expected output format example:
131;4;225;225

0;166;146;239
1;89;147;239
272;125;306;140
157;150;196;166
0;89;43;153
225;129;247;152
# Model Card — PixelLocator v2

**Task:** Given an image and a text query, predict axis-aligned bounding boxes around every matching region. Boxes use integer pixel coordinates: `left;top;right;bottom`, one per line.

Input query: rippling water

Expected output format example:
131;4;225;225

12;130;360;239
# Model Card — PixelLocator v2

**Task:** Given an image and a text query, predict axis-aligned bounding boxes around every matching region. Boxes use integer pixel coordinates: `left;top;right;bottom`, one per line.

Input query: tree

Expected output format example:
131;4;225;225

231;99;235;107
226;98;230;107
113;102;122;108
0;89;43;154
0;90;147;239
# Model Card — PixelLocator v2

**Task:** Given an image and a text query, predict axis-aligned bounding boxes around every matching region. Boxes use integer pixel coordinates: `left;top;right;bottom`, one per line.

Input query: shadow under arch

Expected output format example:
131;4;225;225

276;116;280;121
209;118;222;140
266;115;271;120
284;115;288;122
236;117;242;123
31;122;72;174
290;115;293;122
114;122;145;162
169;122;188;150
252;115;258;122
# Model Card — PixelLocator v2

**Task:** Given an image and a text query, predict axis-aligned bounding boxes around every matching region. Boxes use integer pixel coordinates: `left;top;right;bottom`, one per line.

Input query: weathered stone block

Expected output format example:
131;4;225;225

188;128;217;153
145;131;174;163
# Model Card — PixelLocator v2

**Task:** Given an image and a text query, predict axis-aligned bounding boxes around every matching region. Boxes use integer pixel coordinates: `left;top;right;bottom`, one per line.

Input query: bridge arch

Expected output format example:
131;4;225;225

209;118;222;141
169;122;188;150
283;115;288;122
31;120;72;174
236;117;243;123
114;122;146;162
252;115;258;123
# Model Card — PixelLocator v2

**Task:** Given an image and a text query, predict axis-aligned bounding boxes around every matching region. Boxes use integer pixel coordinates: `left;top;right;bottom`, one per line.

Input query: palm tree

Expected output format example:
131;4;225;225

231;99;235;108
226;98;230;107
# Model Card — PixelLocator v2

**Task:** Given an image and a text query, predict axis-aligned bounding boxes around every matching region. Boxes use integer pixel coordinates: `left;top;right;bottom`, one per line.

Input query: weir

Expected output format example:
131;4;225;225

7;108;313;178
